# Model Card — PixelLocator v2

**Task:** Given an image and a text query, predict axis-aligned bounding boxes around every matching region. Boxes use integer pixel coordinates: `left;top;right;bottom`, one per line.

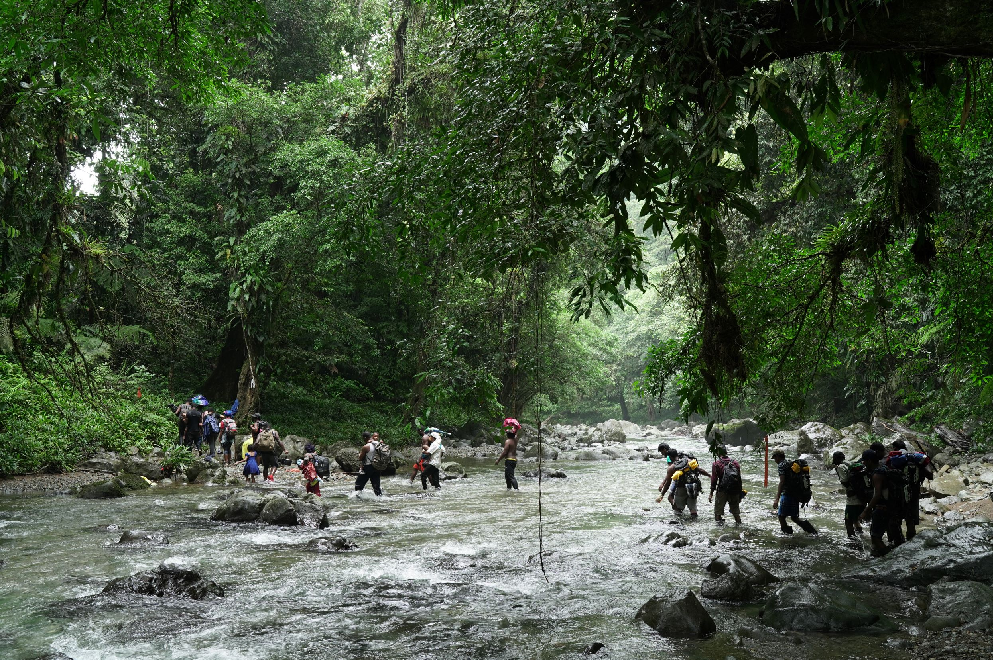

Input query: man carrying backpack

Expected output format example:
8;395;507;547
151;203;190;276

219;411;237;466
858;449;899;556
201;409;220;457
658;449;710;518
355;431;384;496
709;445;743;525
885;439;933;542
832;451;866;538
421;431;445;490
772;449;818;535
184;402;203;451
255;421;280;482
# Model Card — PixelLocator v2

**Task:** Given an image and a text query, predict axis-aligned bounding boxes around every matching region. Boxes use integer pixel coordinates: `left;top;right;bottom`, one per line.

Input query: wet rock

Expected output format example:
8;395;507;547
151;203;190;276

281;434;313;461
924;615;962;631
117;530;169;545
926;580;993;630
259;493;298;526
331;444;361;473
78;478;128;499
441;462;466;479
522;468;567;478
308;536;357;552
116;472;151;491
583;642;605;654
103;562;223;599
761;581;881;631
596;420;629;443
292;497;329;529
701;573;753;601
636;590;716;638
933;452;960;468
211;490;265;523
705;554;779;585
850;523;993;587
797;422;841;454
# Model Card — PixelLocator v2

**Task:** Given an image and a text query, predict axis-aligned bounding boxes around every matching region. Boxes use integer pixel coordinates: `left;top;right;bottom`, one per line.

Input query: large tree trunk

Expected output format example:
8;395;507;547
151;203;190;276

200;320;247;406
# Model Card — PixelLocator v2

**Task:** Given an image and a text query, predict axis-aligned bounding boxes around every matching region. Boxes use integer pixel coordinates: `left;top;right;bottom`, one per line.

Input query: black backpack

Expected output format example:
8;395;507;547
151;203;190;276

718;460;742;493
785;459;812;505
313;455;330;478
842;462;872;504
883;467;907;507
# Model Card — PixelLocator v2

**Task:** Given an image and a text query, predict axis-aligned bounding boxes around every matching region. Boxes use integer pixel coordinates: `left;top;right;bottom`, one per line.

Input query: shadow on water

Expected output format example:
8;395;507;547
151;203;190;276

0;436;921;659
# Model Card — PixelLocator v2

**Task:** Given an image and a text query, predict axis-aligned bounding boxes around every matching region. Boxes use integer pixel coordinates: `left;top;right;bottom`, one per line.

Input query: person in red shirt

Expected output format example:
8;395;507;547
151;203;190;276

709;445;743;525
300;456;321;496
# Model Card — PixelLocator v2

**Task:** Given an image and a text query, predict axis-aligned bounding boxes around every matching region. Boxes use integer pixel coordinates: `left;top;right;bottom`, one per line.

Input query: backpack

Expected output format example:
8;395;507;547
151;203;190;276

313;455;331;478
673;458;702;497
841;462;872;503
888;451;931;498
370;440;393;471
883;467;907;507
256;428;276;452
785;459;812;505
718;459;742;493
223;418;238;434
205;415;220;434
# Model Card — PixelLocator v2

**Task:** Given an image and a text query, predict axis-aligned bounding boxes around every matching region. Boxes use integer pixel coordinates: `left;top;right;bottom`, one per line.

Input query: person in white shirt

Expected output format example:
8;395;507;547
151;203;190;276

421;432;445;490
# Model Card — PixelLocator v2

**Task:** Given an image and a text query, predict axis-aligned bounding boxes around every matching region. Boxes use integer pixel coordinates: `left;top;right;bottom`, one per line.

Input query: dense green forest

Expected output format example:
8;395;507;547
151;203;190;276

1;0;991;473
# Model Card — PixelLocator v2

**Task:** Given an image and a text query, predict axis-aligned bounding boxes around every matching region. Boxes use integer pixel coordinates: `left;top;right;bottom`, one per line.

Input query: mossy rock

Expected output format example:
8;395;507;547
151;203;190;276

79;479;128;499
117;472;151;491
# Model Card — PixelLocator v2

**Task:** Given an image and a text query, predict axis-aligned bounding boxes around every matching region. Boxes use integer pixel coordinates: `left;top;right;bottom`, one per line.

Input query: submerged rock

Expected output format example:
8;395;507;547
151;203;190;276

848;522;993;587
522;468;567;478
117;530;169;546
636;590;716;638
211;490;265;523
292;497;329;529
308;536;357;553
441;462;467;479
926;580;993;630
102;563;223;599
761;580;880;632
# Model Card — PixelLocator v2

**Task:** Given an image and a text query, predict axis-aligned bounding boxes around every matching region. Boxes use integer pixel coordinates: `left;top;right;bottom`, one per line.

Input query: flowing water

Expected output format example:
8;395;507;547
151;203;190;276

0;436;917;659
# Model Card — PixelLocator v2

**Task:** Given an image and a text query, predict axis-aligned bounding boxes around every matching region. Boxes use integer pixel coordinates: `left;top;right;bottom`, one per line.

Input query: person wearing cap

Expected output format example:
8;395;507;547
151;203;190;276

831;451;864;538
220;411;237;465
421;431;445;490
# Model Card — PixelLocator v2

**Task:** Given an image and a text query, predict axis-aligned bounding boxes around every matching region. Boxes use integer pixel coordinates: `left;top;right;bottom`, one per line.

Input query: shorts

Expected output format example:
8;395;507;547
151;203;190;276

777;494;800;519
672;487;698;514
870;508;890;539
845;504;863;523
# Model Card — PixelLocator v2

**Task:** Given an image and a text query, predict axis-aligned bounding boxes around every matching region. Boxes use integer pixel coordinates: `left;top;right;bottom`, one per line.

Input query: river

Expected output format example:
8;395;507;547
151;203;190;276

0;436;917;659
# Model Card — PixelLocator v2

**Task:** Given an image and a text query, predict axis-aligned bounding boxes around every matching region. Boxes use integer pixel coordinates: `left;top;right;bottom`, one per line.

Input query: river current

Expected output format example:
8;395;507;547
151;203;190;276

1;436;914;659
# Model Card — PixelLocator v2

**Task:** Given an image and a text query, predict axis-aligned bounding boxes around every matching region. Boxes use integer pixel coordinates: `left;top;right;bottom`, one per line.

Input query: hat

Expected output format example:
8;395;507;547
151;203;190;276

296;459;303;467
430;432;442;442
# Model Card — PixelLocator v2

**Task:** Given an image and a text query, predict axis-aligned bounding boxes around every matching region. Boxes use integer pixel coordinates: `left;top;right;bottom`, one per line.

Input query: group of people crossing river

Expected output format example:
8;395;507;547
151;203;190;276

174;403;934;557
655;437;935;557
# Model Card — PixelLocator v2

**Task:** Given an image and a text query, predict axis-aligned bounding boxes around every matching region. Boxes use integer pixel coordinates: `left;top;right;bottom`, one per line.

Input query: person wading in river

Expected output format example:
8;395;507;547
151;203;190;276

355;431;383;496
421;431;445;490
709;445;743;525
495;423;520;490
772;449;818;535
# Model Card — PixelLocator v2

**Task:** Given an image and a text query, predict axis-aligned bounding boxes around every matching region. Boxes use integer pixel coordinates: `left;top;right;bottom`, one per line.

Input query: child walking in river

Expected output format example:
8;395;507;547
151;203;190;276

243;444;260;483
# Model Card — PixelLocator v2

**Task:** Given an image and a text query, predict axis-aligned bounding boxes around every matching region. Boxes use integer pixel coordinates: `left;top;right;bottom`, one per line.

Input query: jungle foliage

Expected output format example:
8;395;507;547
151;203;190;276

1;0;991;471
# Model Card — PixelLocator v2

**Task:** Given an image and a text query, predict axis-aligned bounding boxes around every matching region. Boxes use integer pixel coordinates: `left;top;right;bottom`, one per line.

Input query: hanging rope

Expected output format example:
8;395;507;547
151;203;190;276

532;263;549;584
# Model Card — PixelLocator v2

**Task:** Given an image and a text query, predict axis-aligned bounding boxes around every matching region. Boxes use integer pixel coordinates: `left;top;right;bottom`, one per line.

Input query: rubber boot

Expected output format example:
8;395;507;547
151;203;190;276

780;523;794;535
797;519;818;535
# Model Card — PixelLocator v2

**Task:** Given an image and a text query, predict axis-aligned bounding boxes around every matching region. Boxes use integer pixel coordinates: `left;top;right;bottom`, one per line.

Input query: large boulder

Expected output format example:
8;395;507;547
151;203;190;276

331;444;361;473
78;478;128;499
524;444;559;460
926;580;993;631
441;462;466;479
636;590;716;638
281;434;313;461
711;419;765;447
211;491;265;523
596;420;628;443
849;523;993;587
259;493;298;526
574;450;610;461
797;422;841;454
701;554;778;602
78;451;123;473
929;470;968;497
761;581;881;631
102;562;223;599
292;497;329;529
120;456;164;481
